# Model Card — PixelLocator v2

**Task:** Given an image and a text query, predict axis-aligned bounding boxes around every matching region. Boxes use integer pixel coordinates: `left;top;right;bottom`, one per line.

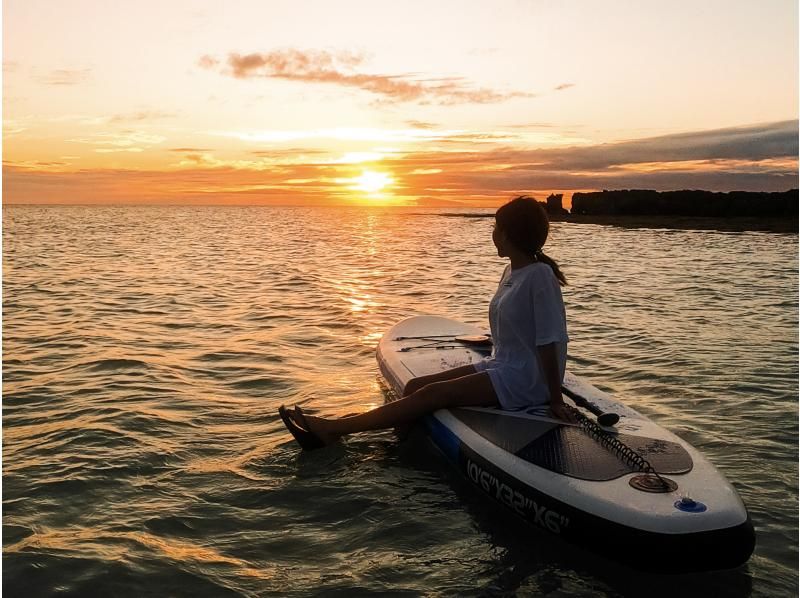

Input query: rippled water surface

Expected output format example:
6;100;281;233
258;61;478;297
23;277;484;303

4;205;798;597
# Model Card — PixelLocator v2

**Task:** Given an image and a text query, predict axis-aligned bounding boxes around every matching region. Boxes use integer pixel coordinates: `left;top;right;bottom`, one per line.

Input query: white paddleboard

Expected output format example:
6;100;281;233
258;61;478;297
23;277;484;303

377;315;755;572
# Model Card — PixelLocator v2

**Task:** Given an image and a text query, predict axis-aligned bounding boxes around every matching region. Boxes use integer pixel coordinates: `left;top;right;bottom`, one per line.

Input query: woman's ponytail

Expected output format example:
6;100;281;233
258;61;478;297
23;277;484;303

536;251;567;286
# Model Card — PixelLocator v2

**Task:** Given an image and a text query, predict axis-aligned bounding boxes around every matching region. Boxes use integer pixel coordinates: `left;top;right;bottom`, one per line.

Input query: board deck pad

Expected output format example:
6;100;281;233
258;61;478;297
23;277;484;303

452;408;693;481
450;408;559;453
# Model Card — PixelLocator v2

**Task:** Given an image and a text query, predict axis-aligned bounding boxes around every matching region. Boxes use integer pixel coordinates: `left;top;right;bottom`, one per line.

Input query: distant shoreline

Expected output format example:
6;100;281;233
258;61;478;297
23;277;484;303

5;202;798;233
433;212;798;233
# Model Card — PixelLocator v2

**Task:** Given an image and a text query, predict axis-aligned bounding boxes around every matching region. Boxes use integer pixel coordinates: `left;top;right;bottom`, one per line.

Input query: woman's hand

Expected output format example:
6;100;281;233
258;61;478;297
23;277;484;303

537;344;575;423
549;400;577;423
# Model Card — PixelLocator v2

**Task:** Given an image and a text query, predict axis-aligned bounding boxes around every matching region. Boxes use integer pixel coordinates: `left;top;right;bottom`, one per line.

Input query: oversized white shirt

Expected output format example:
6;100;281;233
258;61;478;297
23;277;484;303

474;262;569;410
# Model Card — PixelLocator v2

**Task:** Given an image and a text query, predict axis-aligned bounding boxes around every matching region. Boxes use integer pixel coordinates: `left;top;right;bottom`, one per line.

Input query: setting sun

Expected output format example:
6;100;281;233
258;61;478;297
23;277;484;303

354;170;393;193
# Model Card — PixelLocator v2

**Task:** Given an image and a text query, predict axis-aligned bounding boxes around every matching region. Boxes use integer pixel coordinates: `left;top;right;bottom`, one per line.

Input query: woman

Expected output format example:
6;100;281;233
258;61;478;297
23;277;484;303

280;196;571;450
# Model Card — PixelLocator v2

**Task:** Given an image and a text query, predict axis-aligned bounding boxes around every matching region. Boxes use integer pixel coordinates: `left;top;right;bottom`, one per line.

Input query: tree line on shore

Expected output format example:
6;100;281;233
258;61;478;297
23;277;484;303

549;189;799;217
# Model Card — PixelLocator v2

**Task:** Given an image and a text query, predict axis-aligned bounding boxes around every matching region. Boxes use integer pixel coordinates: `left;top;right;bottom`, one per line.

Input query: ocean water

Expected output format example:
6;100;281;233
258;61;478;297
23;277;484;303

3;205;797;597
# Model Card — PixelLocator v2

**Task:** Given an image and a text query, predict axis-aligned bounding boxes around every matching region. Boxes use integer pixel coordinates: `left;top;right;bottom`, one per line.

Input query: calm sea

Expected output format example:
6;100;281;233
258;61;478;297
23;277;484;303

3;205;798;597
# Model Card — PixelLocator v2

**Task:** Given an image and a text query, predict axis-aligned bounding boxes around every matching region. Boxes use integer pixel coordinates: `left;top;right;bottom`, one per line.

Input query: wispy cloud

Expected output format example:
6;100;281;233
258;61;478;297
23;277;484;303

199;49;534;105
212;127;463;144
405;120;439;130
210;126;535;146
35;68;92;85
3;119;28;135
554;83;574;91
34;111;176;126
67;131;167;153
439;131;523;143
197;55;219;69
505;122;563;129
110;110;177;124
95;148;144;153
249;148;327;157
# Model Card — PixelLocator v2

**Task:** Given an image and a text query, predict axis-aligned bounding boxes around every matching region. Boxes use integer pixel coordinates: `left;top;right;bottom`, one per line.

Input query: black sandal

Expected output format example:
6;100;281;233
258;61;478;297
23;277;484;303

278;405;326;451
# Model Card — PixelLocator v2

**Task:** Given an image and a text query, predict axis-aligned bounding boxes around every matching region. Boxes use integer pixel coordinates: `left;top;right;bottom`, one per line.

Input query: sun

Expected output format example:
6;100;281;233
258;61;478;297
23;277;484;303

354;170;393;193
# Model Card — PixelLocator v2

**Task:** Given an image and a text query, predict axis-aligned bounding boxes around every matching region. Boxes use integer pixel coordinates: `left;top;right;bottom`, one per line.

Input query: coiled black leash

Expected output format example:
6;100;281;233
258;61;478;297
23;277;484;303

568;406;676;492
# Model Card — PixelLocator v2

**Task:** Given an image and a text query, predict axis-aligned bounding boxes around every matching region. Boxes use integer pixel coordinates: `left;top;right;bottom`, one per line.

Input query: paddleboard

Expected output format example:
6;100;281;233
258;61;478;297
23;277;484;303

377;315;755;572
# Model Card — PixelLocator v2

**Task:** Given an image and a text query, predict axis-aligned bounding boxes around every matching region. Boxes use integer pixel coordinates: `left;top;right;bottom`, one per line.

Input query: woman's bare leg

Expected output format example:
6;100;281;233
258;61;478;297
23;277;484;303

402;364;478;396
301;371;497;444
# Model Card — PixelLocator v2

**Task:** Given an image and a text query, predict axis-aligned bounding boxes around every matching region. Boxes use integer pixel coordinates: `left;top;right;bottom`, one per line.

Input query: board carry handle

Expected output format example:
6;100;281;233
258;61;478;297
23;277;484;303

561;385;620;427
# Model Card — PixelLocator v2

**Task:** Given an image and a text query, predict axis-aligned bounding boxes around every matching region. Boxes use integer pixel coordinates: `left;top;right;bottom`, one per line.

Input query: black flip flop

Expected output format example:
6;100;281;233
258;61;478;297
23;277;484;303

278;405;326;451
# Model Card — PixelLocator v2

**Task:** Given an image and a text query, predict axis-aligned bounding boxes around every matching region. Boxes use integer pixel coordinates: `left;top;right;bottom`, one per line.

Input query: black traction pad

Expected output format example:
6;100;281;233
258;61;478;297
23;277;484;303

452;408;693;481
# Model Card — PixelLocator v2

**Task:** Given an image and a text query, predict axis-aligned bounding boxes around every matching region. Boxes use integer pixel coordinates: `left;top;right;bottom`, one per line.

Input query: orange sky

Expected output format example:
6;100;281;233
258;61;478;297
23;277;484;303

3;0;798;206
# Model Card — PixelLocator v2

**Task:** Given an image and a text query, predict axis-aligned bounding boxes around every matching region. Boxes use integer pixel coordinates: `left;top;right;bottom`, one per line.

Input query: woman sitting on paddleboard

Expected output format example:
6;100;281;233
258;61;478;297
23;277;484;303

280;196;571;450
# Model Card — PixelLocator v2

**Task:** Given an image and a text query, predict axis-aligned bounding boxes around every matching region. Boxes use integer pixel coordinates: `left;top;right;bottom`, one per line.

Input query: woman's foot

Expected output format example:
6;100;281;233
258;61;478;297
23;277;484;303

278;405;326;450
292;406;342;446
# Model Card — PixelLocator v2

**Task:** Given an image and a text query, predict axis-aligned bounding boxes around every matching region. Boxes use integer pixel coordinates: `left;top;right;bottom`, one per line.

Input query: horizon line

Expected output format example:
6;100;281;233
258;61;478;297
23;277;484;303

4;187;797;209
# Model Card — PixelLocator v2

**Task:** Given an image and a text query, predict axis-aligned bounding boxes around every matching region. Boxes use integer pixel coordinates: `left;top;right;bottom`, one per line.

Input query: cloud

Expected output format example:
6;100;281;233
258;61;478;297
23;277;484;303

212;127;463;144
439;132;523;143
391;121;798;197
52;111;179;126
2;163;343;205
249;148;326;157
68;131;166;147
36;68;92;85
4;160;70;169
211;126;529;147
352;120;797;198
5;121;795;206
95;148;144;153
505;122;562;129
3;119;28;135
110;110;177;124
502;120;799;171
197;55;219;69
554;83;574;91
406;120;439;130
177;153;208;164
199;49;533;105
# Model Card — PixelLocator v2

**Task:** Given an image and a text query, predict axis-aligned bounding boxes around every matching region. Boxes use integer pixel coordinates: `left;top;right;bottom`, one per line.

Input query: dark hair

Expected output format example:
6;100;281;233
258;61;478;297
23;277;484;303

495;196;567;286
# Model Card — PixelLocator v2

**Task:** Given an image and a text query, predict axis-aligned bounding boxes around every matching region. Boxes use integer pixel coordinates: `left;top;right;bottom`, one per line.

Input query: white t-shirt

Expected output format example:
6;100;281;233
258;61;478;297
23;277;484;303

474;262;569;410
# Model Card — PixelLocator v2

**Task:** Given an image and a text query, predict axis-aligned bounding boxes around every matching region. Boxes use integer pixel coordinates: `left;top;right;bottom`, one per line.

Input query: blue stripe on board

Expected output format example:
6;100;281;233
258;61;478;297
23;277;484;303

424;414;460;463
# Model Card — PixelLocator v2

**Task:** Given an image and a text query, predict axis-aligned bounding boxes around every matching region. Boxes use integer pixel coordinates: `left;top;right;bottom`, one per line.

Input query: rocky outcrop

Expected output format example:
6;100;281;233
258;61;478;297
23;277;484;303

544;193;569;216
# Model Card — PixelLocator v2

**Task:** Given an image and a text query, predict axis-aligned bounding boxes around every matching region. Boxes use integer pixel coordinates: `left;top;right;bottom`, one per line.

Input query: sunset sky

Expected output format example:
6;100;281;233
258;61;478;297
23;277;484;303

3;0;798;206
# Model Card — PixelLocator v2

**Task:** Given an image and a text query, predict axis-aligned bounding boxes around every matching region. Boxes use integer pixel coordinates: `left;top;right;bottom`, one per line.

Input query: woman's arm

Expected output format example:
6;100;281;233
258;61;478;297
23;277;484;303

536;343;574;421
